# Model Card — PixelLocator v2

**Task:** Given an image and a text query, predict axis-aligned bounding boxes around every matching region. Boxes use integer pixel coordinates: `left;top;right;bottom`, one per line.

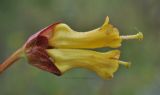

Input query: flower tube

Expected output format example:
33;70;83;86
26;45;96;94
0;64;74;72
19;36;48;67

47;49;130;79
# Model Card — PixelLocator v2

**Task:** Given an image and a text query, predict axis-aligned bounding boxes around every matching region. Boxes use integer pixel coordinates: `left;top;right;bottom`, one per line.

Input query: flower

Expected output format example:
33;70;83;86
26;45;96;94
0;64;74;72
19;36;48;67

47;49;130;79
49;17;122;48
0;16;143;79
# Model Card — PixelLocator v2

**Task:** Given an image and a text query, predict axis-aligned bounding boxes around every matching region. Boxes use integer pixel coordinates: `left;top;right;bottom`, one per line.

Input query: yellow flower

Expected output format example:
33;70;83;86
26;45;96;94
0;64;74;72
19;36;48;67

49;17;121;48
0;16;143;80
47;49;130;79
48;17;143;49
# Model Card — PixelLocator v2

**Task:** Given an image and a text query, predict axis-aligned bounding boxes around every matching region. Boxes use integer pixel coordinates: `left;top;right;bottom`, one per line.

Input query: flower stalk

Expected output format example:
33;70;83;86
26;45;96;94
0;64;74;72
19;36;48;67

0;48;24;73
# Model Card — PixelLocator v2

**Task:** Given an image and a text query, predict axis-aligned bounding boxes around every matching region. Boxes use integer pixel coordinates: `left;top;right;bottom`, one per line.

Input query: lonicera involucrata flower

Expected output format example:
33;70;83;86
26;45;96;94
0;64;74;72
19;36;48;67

0;16;143;79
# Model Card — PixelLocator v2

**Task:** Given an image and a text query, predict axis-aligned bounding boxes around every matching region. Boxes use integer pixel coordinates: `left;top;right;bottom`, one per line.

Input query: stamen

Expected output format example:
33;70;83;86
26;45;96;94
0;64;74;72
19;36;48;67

119;61;131;68
121;32;143;40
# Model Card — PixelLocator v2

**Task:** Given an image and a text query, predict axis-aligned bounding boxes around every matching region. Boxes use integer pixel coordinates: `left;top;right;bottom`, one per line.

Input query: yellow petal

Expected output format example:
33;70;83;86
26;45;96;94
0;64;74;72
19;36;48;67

48;16;122;49
47;49;121;79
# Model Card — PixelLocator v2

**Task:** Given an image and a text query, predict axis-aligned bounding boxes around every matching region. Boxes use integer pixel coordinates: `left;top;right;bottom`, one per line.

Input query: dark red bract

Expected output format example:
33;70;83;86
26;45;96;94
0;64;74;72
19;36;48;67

24;22;61;76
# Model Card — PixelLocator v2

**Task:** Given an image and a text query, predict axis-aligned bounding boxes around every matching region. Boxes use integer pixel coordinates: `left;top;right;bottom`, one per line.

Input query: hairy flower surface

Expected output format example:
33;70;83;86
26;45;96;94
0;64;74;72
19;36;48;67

0;16;143;79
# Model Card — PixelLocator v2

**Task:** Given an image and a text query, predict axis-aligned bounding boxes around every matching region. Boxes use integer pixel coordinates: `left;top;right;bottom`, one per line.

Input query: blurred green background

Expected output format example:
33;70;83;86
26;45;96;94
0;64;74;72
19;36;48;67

0;0;160;95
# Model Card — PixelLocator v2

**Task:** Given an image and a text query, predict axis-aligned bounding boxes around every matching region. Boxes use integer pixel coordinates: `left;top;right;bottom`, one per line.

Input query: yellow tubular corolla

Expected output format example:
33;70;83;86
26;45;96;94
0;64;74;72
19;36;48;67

46;16;143;79
49;17;122;48
47;49;129;79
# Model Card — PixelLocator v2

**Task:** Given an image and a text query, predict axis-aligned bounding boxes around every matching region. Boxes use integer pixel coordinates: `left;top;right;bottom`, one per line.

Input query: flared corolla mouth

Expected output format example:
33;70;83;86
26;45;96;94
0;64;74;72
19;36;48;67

0;16;143;79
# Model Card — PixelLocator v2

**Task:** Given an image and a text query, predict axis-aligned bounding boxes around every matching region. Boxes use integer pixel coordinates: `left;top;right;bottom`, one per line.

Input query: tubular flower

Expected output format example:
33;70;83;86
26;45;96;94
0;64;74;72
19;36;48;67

0;16;143;79
47;49;124;79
